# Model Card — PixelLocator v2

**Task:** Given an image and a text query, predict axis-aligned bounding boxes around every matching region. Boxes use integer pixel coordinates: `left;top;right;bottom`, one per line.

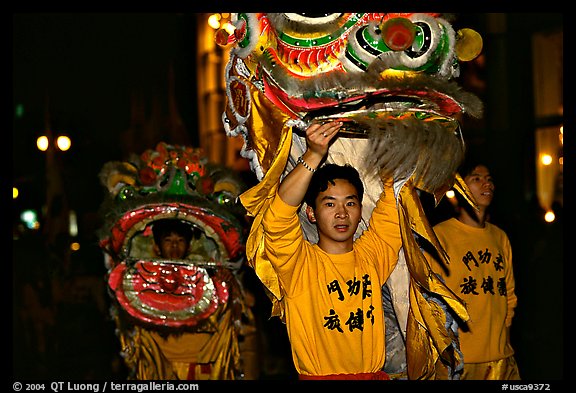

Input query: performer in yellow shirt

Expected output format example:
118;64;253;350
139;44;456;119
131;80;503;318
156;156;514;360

257;120;402;379
130;219;243;380
427;160;520;380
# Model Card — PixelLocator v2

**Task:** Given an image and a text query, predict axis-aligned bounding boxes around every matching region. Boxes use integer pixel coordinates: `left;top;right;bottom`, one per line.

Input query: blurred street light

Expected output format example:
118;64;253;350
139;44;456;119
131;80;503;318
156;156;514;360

36;134;71;152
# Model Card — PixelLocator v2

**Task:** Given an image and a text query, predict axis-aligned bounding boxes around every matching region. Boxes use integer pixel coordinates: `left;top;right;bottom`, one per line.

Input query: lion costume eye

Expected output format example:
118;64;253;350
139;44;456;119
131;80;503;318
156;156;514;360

213;191;236;207
117;186;135;201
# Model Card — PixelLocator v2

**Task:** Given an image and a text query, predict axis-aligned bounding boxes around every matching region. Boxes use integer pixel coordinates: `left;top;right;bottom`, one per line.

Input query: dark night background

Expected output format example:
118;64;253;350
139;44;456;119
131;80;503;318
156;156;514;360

13;13;200;219
11;12;564;382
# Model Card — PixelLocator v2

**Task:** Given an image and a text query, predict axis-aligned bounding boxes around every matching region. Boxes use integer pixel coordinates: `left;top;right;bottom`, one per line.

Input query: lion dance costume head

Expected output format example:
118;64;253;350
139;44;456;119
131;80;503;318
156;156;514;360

98;142;255;379
219;13;483;379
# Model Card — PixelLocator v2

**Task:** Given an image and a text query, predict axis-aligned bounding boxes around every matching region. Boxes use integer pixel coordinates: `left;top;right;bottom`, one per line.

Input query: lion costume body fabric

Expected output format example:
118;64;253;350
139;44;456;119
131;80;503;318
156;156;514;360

98;142;257;379
220;13;483;379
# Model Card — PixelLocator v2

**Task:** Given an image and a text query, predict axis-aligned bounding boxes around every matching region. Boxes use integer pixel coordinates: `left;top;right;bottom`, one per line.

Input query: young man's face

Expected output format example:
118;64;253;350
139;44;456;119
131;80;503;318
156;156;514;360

307;178;362;247
156;232;189;259
464;165;495;209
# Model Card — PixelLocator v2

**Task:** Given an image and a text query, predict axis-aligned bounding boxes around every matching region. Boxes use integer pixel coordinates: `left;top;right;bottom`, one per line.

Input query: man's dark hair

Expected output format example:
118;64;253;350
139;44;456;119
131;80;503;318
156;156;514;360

457;153;493;180
304;163;364;209
455;155;494;222
152;219;195;245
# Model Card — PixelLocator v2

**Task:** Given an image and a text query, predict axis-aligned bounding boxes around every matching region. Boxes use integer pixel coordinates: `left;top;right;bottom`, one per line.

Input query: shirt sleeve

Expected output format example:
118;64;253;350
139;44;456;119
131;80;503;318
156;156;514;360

502;232;517;327
355;186;402;280
261;193;308;292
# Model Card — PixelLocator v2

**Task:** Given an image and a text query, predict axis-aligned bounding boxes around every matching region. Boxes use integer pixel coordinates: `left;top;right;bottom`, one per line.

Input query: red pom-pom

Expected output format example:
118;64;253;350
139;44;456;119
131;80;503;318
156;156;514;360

198;177;214;194
139;166;157;186
215;29;230;46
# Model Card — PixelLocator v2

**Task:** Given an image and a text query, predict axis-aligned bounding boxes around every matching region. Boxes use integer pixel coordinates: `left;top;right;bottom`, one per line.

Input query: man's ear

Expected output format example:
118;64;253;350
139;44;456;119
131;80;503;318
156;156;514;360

305;205;316;223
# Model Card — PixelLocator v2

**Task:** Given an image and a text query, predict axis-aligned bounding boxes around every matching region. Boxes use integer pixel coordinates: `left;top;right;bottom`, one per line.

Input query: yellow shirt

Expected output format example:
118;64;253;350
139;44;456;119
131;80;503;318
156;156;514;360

429;218;517;363
262;188;401;376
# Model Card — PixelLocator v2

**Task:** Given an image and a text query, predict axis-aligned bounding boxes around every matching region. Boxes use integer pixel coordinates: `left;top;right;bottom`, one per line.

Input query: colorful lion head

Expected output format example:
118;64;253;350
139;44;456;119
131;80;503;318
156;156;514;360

221;13;483;196
98;142;248;328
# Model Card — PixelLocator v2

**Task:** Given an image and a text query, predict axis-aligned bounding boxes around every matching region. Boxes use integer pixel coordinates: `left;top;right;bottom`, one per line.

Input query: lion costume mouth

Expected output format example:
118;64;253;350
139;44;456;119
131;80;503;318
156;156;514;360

302;103;461;138
102;201;244;328
260;61;482;136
